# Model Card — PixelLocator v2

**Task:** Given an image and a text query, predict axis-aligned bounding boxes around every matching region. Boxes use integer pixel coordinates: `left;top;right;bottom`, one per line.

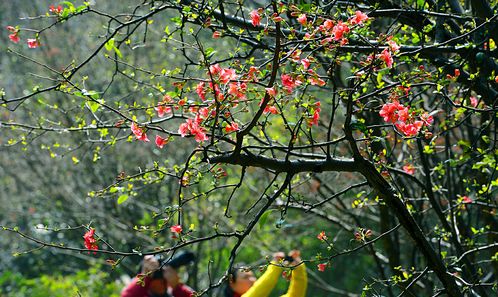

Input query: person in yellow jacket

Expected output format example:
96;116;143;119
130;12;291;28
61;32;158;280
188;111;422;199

223;250;307;297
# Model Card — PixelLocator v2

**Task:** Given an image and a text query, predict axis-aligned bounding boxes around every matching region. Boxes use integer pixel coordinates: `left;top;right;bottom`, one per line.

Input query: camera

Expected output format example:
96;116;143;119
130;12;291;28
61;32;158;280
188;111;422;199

151;250;196;279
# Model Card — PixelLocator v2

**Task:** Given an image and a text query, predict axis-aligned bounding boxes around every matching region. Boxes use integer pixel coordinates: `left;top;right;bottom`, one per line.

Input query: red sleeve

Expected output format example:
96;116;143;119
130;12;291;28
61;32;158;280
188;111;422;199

121;276;151;297
172;283;195;297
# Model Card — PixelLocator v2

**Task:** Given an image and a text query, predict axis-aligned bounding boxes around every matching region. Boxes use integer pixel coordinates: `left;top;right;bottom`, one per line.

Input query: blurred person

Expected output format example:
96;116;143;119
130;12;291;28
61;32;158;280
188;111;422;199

121;253;194;297
223;250;307;297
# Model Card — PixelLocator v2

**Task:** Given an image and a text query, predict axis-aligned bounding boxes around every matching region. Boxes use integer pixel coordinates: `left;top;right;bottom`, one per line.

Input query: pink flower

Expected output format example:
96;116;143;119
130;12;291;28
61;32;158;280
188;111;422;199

27;38;40;48
379;48;393;68
309;75;326;86
178;119;209;142
209;64;222;76
9;33;20;43
155;97;173;117
310;108;320;126
250;10;261;27
323;19;334;30
155;135;168;148
264;105;279;114
301;58;311;70
219;68;237;84
193;130;209;142
225;122;239;133
420;113;434;126
212;31;221;39
281;74;300;92
83;229;98;253
379;101;403;123
317;263;327;272
317;231;327;241
395;121;423;137
388;40;400;53
332;21;350;41
297;14;307;25
196;82;206;101
178;122;190;137
228;82;247;99
246;66;260;82
6;26;16;32
265;87;277;97
403;164;415;175
131;122;150;142
461;196;473;204
170;225;182;234
155;104;171;117
470;96;478;108
350;11;368;25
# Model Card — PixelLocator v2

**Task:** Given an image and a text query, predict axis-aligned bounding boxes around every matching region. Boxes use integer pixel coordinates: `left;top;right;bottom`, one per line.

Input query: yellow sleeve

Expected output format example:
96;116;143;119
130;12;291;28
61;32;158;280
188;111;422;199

242;263;283;297
281;263;307;297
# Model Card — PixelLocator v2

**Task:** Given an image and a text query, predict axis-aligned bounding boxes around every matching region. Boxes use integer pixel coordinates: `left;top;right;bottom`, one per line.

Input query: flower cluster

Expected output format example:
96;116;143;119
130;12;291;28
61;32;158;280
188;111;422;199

49;4;63;15
178;116;209;143
83;228;98;253
6;26;40;48
379;100;433;137
131;122;150;142
317;231;327;241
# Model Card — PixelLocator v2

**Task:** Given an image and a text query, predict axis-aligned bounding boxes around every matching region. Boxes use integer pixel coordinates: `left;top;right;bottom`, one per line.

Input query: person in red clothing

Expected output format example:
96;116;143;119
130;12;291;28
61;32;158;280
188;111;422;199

121;254;195;297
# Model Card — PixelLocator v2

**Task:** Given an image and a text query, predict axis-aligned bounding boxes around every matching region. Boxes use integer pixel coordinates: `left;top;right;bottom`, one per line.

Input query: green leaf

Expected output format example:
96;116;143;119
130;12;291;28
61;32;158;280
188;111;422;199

259;210;273;229
117;194;129;204
105;38;115;51
114;47;123;59
86;101;99;113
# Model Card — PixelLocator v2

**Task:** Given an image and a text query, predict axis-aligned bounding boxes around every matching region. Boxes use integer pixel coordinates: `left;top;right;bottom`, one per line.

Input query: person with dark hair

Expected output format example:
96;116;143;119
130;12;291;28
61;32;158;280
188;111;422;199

223;250;307;297
121;254;195;297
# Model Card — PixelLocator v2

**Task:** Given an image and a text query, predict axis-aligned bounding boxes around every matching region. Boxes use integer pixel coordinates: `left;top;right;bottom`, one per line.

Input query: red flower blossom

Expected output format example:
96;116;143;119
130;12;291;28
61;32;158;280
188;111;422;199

83;229;98;252
317;231;327;241
265;87;277;97
281;74;301;92
27;38;40;48
350;11;368;25
317;263;327;272
131;122;150;142
332;21;350;41
469;96;478;108
403;164;415;175
379;48;393;68
387;40;400;53
212;31;221;39
49;4;63;14
155;135;169;148
301;58;311;70
9;33;20;43
250;10;261;27
379;101;404;123
178;119;209;142
461;196;473;204
225;122;239;133
309;108;321;126
228;82;247;99
170;225;183;234
297;14;307;25
209;64;222;76
195;82;206;101
219;68;237;84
